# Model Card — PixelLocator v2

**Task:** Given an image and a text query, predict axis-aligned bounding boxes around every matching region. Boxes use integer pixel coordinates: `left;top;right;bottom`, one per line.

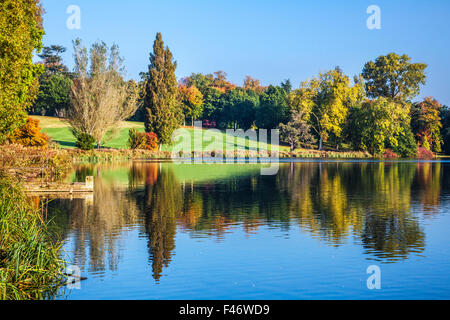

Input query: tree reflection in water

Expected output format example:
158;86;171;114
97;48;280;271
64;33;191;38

46;161;447;282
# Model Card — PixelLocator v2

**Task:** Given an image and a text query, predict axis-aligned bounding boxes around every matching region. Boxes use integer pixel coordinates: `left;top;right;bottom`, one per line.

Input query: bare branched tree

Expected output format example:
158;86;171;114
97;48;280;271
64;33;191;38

67;39;138;148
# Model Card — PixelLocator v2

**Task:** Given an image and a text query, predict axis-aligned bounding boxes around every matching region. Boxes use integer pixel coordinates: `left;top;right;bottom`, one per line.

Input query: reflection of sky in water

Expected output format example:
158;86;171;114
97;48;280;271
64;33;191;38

49;162;450;299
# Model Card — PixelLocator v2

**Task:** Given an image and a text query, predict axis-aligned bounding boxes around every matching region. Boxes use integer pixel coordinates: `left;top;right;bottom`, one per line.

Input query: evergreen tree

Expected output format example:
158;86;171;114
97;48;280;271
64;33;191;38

281;79;292;94
144;33;182;144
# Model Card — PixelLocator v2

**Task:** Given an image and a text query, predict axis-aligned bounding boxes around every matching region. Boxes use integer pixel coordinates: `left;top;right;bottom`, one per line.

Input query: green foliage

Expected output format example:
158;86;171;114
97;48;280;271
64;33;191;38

218;87;259;129
0;174;65;300
32;73;73;116
256;85;289;129
144;33;182;144
128;128;146;150
38;45;69;75
288;68;365;149
442;106;450;155
280;79;292;94
390;125;417;158
30;45;72;116
362;53;427;101
349;98;411;155
74;131;96;150
0;0;44;143
422;136;431;151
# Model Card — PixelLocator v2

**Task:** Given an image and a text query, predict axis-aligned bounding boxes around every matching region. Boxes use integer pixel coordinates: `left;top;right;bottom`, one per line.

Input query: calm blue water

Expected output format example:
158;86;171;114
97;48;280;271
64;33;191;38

45;161;450;299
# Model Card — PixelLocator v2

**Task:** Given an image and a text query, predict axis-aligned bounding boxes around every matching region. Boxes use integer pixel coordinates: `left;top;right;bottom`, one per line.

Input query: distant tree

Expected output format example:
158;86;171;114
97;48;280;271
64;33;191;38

178;85;204;126
144;33;182;144
30;45;73;116
279;111;315;151
243;76;264;93
0;0;44;143
256;85;289;130
442;106;450;155
348;98;411;155
30;46;71;116
185;72;229;125
288;68;365;150
218;87;258;129
280;79;292;94
32;73;73;116
411;97;443;152
38;45;69;75
68;39;139;148
362;53;427;101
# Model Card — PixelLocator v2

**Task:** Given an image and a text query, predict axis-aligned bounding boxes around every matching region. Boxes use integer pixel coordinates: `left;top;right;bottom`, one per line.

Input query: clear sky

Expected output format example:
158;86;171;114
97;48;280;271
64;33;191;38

40;0;450;105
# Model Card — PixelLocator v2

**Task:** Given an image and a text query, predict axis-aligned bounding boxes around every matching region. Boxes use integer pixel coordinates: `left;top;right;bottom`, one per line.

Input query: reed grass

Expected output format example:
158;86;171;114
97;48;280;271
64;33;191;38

0;173;65;300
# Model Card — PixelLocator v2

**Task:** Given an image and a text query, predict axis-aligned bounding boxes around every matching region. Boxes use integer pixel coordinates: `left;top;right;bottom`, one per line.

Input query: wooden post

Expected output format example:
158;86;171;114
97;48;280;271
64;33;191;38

85;176;94;190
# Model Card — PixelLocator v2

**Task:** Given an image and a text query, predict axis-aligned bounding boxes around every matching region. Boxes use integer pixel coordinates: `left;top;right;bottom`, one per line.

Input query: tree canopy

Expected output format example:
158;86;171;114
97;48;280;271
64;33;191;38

362;53;427;101
0;0;44;143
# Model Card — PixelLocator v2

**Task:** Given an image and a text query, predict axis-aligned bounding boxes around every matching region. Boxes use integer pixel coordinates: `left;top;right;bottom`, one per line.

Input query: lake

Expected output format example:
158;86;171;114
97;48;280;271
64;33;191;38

42;160;450;299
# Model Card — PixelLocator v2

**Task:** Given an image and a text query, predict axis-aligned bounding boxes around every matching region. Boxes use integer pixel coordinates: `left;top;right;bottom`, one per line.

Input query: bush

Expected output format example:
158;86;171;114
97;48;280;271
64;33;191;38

74;132;96;150
383;149;399;159
417;147;435;160
143;132;159;151
8;117;48;148
127;128;146;150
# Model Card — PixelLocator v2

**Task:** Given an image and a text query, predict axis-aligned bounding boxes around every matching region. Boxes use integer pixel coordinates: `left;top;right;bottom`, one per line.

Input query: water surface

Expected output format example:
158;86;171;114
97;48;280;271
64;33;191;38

42;161;450;299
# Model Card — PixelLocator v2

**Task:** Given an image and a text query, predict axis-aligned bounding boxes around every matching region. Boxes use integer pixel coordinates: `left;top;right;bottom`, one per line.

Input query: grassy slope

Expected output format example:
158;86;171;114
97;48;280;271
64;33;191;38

34;116;288;152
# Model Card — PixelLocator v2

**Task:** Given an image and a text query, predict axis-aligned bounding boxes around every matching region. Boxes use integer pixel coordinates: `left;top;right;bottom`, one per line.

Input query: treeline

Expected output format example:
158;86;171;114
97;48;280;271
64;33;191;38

27;34;450;157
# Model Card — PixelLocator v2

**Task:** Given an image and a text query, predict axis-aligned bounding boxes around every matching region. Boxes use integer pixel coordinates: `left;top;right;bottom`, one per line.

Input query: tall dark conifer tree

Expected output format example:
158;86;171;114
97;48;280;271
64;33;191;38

144;33;182;144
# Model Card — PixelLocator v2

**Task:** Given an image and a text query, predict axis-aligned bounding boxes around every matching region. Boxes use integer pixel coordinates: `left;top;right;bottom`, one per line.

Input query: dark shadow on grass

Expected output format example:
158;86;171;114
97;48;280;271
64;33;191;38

54;140;77;148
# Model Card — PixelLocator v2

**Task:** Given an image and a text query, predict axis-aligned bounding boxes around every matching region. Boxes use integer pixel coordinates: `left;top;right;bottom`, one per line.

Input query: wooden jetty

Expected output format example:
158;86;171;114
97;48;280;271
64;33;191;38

24;176;94;194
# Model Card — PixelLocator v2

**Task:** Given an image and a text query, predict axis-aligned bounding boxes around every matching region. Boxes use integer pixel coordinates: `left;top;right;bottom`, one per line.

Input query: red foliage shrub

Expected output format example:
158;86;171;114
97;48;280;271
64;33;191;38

383;149;399;159
8;117;48;148
143;132;158;151
417;147;435;160
203;120;216;128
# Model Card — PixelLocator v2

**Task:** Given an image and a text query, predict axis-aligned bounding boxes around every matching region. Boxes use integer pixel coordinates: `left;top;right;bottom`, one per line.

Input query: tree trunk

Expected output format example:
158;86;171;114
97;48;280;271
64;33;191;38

319;136;323;151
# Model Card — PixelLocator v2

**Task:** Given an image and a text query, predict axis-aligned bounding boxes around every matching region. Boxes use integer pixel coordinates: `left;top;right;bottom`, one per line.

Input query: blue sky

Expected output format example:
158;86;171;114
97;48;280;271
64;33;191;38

41;0;450;105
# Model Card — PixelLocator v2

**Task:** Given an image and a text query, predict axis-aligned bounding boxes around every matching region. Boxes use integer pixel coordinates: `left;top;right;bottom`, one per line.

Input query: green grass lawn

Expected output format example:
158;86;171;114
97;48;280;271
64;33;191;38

34;116;287;152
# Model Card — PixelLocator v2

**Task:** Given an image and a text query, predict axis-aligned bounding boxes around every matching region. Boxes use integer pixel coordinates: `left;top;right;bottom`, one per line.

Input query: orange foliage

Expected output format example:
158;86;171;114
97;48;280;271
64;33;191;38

9;117;48;147
417;147;435;160
143;132;158;151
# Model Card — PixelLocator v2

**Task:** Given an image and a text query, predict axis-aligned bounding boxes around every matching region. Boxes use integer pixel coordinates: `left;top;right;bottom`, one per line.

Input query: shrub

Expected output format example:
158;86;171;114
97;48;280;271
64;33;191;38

8;117;48;148
417;147;435;160
127;128;146;150
383;149;399;159
143;132;159;151
74;132;96;150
